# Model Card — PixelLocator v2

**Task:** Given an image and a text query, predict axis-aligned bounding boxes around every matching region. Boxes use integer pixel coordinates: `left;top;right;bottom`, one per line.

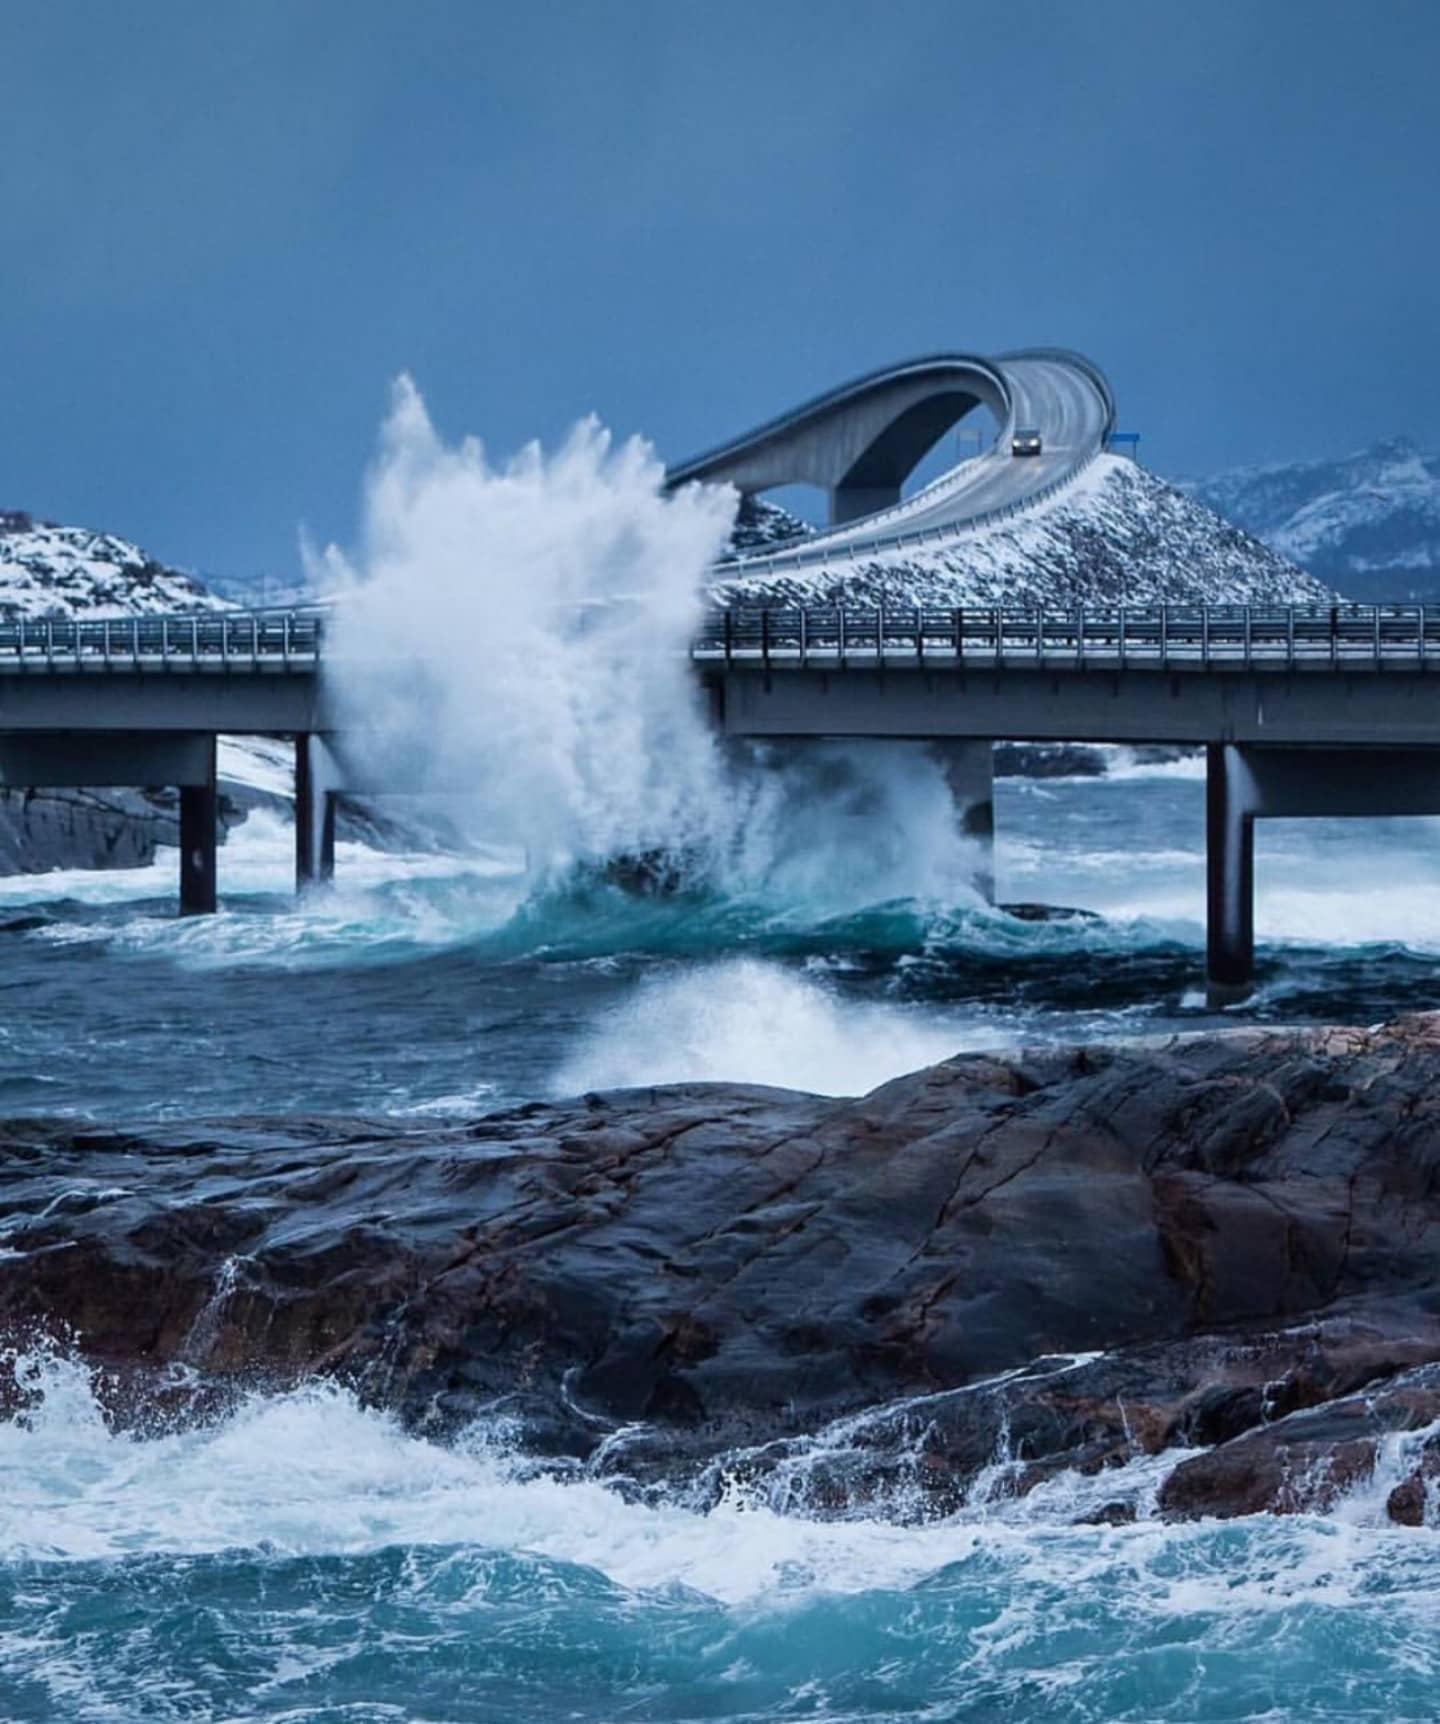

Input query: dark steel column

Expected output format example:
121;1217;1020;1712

295;733;336;892
178;736;218;915
1206;743;1254;1004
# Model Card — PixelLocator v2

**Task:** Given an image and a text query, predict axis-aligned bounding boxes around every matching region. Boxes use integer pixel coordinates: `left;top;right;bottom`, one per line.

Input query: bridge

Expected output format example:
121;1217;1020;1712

665;348;1114;550
4;602;1440;1002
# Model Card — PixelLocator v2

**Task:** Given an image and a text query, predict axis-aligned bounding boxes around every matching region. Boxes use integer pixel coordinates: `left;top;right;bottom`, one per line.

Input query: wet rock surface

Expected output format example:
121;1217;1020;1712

3;1013;1440;1520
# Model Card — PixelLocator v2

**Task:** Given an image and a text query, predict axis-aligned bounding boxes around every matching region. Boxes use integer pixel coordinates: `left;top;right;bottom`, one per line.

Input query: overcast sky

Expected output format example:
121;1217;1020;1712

3;0;1436;579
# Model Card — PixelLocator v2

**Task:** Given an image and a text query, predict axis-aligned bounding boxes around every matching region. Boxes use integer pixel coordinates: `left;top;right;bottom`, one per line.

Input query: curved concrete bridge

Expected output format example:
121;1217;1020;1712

665;347;1115;556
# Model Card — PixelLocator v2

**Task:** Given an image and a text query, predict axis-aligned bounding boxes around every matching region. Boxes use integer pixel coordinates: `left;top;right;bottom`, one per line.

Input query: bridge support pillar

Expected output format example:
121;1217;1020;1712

830;483;901;526
930;741;995;902
178;737;218;916
1206;743;1254;1005
295;733;337;892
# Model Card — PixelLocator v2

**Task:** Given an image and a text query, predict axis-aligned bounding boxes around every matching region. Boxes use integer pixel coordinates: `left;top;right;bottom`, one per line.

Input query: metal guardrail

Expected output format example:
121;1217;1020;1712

11;602;1436;681
0;610;323;672
713;446;1102;578
693;605;1440;673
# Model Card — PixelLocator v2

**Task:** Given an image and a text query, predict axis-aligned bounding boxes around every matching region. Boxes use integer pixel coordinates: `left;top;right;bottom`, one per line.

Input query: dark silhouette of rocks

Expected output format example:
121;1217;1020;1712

4;1012;1440;1521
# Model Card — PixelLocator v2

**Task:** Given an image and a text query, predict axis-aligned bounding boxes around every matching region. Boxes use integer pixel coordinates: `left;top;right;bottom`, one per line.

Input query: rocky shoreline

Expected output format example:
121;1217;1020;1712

3;1014;1439;1524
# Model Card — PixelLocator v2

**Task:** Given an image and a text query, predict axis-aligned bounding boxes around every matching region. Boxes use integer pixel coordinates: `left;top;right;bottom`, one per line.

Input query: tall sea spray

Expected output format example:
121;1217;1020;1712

316;377;738;875
316;377;986;908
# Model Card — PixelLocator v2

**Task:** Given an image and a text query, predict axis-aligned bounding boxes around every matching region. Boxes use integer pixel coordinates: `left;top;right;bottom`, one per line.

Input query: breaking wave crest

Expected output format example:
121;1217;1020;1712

3;1345;1439;1723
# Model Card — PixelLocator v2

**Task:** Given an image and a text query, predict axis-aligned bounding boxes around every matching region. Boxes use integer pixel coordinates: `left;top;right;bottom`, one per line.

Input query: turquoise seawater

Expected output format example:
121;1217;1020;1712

2;1360;1439;1723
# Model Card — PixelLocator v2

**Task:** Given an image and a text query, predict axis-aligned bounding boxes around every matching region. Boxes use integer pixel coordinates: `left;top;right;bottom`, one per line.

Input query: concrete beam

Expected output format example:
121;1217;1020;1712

0;671;324;734
0;731;216;787
715;667;1440;748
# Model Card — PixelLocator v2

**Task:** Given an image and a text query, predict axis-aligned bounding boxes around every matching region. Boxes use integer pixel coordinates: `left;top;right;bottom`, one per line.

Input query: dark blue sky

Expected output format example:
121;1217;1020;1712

3;0;1437;580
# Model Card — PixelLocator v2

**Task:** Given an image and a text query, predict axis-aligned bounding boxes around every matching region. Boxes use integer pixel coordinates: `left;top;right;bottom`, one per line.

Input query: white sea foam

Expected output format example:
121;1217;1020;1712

3;1346;1438;1623
314;381;992;907
554;957;980;1096
317;381;738;874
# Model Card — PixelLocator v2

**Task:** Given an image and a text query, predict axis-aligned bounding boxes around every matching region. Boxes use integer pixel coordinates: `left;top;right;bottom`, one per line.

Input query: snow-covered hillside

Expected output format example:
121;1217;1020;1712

714;456;1331;608
725;494;813;558
0;511;223;618
1184;439;1440;602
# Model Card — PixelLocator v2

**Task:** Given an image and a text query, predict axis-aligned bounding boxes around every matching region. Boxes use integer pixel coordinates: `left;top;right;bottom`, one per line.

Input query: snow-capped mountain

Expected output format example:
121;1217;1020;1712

1183;439;1440;602
714;455;1331;608
0;511;224;617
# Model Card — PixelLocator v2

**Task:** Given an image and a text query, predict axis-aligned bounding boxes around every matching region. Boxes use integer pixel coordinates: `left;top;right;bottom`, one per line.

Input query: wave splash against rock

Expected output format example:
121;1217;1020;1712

4;1013;1440;1526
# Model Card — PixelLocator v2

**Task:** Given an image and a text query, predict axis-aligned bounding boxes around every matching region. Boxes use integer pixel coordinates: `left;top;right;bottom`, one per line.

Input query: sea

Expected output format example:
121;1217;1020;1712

3;756;1440;1723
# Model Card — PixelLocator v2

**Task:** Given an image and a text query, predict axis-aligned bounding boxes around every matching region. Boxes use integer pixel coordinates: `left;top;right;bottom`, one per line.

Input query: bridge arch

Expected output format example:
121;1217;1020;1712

665;354;1013;526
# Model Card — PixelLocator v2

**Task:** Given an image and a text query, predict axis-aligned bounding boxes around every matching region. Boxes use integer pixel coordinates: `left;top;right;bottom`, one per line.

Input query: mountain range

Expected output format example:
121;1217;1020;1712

1182;438;1440;602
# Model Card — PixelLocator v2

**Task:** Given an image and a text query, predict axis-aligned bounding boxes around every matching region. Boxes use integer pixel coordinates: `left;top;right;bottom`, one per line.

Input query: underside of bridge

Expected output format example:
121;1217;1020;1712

0;730;338;910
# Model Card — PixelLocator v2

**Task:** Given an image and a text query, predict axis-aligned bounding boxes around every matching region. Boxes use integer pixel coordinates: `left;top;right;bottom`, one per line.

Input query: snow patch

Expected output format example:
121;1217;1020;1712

714;456;1330;608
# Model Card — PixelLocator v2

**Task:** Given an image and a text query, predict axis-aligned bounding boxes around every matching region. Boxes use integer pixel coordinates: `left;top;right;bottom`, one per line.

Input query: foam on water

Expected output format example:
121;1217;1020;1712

3;1347;1439;1722
554;956;983;1096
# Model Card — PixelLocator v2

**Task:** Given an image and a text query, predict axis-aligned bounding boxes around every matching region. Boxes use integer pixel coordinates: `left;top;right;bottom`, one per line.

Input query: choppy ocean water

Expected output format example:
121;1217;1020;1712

3;758;1440;1721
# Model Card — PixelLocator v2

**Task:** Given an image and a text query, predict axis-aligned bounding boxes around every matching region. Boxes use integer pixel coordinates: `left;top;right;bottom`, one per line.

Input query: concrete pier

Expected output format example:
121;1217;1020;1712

1205;744;1254;1005
929;740;995;902
295;733;337;891
178;737;218;916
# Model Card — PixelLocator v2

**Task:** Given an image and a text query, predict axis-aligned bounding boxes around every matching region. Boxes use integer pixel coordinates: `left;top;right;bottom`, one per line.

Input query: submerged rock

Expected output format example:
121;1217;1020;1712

4;1012;1440;1520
